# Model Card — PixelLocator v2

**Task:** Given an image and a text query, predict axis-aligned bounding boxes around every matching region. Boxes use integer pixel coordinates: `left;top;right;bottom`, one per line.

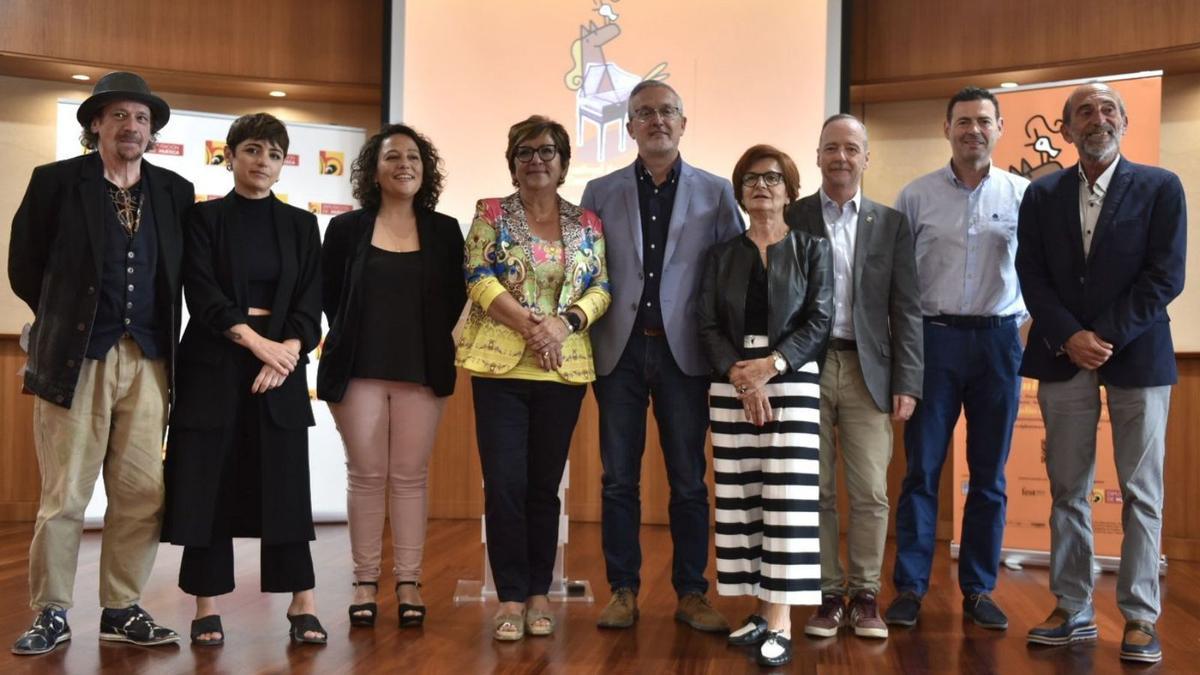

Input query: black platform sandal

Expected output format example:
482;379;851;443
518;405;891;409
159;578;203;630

286;613;328;645
190;615;224;646
348;581;378;627
396;581;427;628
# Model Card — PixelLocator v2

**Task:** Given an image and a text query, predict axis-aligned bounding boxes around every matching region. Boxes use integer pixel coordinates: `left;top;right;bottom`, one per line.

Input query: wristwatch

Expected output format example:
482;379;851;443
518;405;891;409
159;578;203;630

771;351;787;375
562;312;583;333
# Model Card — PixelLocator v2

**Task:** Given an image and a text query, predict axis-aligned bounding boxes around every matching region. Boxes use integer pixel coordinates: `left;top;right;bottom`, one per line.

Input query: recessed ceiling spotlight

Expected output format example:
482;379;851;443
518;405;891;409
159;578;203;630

269;90;287;98
999;81;1019;88
71;74;90;81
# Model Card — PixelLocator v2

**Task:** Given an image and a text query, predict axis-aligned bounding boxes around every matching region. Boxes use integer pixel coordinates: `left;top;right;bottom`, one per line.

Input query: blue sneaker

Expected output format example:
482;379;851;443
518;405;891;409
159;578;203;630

963;593;1008;630
1120;620;1162;663
1026;606;1098;646
11;605;71;655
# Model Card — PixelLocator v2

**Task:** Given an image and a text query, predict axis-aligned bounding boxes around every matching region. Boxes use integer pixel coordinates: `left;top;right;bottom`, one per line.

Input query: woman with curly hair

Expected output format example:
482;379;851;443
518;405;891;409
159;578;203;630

317;124;466;628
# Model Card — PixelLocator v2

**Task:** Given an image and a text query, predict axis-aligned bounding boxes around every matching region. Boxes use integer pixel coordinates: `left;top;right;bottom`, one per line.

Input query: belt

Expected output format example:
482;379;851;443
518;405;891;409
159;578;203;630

925;314;1018;328
828;338;857;351
743;335;769;348
642;327;665;337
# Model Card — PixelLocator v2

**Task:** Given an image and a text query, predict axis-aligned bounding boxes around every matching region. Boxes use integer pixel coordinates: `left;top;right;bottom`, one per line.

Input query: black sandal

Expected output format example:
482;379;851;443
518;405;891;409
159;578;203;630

396;581;427;628
190;615;224;646
286;613;328;644
348;581;378;627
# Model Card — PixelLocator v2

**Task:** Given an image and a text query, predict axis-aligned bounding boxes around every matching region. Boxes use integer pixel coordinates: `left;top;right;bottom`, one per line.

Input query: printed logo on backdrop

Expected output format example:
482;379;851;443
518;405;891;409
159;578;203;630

285;154;300;167
309;201;352;216
319;150;344;175
204;140;228;166
148;142;184;157
1009;115;1066;181
563;1;669;164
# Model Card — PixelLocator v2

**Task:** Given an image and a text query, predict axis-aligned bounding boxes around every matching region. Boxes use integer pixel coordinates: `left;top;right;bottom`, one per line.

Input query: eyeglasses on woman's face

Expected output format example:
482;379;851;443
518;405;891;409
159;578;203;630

515;144;559;163
741;171;785;188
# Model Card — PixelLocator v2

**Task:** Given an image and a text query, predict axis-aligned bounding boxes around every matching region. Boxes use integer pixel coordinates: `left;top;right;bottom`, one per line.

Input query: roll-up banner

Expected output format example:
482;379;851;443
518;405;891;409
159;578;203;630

949;72;1164;572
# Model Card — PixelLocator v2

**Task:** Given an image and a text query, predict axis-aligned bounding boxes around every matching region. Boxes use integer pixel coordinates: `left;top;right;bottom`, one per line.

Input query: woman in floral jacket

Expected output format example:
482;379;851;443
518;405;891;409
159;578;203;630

456;115;609;641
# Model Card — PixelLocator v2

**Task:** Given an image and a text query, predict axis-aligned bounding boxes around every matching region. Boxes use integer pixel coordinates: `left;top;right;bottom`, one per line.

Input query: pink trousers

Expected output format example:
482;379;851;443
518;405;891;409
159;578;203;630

328;378;445;582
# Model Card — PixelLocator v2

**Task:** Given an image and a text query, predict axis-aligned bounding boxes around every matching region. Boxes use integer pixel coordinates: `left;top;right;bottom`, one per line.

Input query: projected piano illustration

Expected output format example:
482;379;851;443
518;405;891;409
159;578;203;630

575;62;640;162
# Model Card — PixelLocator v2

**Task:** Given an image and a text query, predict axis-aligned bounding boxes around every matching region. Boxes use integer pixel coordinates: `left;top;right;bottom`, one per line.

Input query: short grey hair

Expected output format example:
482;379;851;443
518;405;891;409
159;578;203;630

819;113;868;149
627;80;683;120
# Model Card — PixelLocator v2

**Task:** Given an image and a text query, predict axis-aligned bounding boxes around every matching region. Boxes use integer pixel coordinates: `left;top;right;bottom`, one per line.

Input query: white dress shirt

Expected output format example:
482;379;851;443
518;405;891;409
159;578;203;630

820;187;861;340
1078;156;1120;256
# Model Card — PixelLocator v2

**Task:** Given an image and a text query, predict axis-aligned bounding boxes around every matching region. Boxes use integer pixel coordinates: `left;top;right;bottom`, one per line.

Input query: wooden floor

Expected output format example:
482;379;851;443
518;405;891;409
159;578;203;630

0;520;1195;674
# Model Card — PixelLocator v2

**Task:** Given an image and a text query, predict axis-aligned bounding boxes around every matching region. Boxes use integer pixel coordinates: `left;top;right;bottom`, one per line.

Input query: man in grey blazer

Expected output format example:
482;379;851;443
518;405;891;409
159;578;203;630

785;115;923;641
580;80;743;632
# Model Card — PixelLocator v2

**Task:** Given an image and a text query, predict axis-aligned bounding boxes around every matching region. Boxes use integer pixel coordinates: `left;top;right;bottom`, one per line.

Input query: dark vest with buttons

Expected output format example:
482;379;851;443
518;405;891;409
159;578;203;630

85;177;163;359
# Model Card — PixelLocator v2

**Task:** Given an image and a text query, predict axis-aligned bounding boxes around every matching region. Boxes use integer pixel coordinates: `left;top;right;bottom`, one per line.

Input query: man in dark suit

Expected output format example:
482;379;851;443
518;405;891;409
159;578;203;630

8;72;193;655
786;115;923;641
1017;83;1185;665
581;80;743;632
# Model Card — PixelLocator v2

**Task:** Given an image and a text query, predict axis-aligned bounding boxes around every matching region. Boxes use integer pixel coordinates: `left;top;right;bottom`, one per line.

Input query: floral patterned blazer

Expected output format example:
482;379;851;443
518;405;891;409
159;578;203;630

456;193;611;382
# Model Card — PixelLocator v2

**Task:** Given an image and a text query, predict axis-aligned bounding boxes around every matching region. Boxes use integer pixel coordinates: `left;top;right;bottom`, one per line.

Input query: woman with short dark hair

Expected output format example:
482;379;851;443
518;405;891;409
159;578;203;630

162;112;326;645
458;115;609;640
317;123;465;629
698;144;832;667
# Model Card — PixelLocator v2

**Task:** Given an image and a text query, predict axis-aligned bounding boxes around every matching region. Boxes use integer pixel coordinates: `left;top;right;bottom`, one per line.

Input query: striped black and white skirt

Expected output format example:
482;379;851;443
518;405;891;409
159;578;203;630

710;335;821;606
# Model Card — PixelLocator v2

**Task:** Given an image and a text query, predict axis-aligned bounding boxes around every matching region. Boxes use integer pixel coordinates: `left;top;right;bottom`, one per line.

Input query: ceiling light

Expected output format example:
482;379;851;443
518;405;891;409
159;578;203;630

71;74;90;81
269;90;287;98
999;81;1019;88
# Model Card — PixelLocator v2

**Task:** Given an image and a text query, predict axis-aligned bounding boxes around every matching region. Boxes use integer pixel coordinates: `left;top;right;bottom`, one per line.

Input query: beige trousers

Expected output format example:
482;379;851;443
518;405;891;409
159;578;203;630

28;337;168;610
817;350;893;596
329;378;445;583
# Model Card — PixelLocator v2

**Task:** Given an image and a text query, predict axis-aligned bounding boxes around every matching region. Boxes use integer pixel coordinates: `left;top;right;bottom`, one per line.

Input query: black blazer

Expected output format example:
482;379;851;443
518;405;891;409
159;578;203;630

697;229;834;379
9;152;193;407
317;207;466;401
1016;159;1186;387
171;191;322;430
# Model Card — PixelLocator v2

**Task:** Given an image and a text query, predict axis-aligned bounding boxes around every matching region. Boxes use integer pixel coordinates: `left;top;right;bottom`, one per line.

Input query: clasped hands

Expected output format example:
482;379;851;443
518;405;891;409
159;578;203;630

248;334;302;394
728;357;778;427
522;309;571;372
1064;330;1113;371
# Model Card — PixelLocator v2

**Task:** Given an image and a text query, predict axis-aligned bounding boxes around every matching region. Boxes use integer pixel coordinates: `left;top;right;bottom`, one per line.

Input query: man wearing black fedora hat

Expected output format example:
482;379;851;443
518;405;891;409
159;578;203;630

9;71;193;655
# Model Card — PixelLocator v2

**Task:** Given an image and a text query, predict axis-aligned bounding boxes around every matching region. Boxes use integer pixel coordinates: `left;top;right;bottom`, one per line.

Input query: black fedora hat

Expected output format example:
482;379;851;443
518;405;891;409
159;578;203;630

76;71;171;133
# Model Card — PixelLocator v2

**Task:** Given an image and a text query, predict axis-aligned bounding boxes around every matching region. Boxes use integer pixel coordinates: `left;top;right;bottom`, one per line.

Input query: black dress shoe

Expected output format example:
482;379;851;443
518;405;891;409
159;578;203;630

757;631;792;667
728;614;767;646
884;591;922;627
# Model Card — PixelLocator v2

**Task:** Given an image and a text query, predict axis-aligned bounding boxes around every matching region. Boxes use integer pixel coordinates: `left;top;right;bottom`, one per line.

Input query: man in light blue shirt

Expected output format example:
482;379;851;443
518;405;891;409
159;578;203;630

885;86;1030;631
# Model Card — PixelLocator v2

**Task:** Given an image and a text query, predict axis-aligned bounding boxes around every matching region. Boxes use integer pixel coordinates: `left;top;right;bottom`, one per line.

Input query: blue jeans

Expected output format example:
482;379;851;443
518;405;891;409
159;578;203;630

593;332;711;597
894;318;1022;597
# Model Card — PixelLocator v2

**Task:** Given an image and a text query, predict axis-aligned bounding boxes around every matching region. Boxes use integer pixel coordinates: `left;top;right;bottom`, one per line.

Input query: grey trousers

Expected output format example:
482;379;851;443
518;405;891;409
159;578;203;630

1037;369;1170;622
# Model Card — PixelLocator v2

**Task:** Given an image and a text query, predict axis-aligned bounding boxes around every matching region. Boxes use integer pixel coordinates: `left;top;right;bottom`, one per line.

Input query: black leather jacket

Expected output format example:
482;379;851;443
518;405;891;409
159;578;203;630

9;153;193;407
697;229;833;378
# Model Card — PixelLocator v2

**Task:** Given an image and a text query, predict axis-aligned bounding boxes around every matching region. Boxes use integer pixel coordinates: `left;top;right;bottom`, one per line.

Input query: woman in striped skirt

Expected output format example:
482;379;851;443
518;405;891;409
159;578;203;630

698;144;833;667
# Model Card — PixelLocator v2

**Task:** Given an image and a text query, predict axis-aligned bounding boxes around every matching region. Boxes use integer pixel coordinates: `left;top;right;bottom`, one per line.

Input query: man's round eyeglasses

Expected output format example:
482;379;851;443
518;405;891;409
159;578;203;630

632;106;682;124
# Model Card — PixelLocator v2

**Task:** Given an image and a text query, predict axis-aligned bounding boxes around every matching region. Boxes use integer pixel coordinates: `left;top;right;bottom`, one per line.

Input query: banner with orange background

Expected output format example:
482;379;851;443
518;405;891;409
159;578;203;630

950;73;1163;564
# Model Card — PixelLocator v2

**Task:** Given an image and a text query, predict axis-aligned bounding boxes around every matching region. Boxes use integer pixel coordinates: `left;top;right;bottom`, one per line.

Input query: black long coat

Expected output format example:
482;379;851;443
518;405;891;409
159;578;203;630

161;191;321;546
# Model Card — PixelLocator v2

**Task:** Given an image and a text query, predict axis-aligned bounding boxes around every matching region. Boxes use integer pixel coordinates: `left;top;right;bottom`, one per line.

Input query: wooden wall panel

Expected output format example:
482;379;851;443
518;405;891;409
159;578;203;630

2;355;1198;556
853;0;1200;85
0;0;382;86
0;337;38;521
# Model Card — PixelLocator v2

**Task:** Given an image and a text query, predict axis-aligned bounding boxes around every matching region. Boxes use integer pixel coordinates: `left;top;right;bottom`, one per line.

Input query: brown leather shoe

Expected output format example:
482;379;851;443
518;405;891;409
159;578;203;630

804;594;845;638
674;593;730;633
597;589;638;629
849;592;888;639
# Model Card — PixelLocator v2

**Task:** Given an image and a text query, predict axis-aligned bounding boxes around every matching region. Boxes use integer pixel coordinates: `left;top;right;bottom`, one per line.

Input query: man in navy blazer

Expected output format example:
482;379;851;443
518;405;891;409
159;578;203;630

581;80;743;632
1017;83;1185;665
